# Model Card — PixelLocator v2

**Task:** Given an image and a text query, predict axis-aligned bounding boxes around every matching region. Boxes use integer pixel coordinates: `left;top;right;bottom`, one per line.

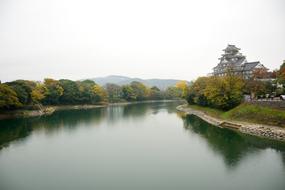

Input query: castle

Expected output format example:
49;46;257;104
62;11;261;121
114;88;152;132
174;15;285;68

213;45;267;79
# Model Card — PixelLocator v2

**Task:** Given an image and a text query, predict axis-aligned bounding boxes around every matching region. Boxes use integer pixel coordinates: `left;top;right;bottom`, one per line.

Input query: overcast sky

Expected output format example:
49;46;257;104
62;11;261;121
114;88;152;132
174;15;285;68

0;0;284;82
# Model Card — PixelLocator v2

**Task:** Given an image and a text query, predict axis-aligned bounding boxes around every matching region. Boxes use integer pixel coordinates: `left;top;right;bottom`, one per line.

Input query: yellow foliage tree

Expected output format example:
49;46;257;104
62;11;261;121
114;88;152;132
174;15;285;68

31;83;47;103
91;84;107;102
175;80;188;98
204;75;244;110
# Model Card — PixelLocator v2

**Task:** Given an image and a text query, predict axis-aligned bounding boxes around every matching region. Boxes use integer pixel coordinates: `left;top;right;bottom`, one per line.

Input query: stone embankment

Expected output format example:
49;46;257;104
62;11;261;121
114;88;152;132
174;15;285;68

177;104;285;142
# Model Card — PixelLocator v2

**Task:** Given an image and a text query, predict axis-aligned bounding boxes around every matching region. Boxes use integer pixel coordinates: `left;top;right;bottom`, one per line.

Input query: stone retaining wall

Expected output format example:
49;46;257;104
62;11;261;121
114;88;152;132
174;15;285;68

177;104;285;142
248;100;285;109
240;125;285;142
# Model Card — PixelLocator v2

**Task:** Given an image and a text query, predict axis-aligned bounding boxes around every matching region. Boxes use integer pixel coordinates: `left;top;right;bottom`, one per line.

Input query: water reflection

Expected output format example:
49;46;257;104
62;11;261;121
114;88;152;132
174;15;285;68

1;102;285;190
0;108;105;149
0;102;179;150
1;101;285;170
182;115;285;168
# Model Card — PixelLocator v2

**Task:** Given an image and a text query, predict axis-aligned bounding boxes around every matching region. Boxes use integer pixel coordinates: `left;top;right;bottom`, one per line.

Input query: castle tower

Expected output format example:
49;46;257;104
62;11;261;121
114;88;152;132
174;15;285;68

213;44;247;76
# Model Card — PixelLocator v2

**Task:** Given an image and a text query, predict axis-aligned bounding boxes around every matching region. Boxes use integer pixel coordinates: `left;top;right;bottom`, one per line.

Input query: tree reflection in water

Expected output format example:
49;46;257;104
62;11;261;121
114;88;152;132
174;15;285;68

1;101;284;170
182;114;285;168
0;101;180;150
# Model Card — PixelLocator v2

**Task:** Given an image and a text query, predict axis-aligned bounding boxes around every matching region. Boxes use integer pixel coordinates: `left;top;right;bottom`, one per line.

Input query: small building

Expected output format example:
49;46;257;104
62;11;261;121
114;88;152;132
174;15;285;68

213;44;268;79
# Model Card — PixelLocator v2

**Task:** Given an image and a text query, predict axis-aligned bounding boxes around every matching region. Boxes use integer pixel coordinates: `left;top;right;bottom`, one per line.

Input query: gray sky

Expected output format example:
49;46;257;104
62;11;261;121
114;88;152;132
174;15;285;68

0;0;285;82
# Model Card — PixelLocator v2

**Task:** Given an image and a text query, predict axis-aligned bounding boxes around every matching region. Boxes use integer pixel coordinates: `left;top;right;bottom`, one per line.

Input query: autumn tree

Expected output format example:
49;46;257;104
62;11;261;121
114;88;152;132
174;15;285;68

165;86;182;99
277;61;285;85
175;80;188;98
204;75;244;110
130;81;149;101
105;83;123;102
186;75;244;110
244;80;268;99
91;84;107;103
31;83;47;103
0;84;22;109
252;67;270;79
0;77;182;110
188;77;210;106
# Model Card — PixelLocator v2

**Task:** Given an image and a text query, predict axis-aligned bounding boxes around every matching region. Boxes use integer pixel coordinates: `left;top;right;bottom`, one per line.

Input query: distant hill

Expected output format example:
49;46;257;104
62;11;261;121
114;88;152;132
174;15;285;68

87;75;186;90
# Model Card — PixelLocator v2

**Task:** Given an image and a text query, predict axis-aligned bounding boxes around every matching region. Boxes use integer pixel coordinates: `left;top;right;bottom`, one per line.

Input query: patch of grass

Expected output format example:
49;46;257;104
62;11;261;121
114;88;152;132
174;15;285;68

224;103;285;127
188;104;224;118
187;103;285;127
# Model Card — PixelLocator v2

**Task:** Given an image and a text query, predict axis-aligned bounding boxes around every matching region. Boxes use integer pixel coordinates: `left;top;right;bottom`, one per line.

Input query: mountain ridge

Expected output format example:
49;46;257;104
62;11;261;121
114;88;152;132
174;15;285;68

87;75;186;90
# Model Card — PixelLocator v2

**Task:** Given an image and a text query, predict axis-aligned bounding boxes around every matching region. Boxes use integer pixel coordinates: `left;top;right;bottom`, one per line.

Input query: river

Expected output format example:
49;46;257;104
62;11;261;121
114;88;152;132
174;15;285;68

0;101;284;190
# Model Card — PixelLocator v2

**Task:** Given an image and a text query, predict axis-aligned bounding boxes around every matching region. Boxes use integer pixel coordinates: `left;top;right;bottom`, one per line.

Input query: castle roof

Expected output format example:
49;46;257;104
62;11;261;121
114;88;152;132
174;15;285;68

223;44;240;52
243;62;260;71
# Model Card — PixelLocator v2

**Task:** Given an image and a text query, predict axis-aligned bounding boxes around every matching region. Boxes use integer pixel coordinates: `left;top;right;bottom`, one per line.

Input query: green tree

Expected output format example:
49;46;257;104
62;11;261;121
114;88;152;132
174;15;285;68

77;80;96;104
130;81;149;100
122;85;136;101
59;79;80;104
6;80;36;105
149;86;164;100
0;84;22;109
165;86;182;99
186;92;195;104
189;77;210;106
43;78;64;105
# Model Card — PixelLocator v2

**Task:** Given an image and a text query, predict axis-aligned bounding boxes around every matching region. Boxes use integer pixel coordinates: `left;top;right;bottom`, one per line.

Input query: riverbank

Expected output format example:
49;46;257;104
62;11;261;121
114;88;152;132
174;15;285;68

0;100;184;120
177;104;285;142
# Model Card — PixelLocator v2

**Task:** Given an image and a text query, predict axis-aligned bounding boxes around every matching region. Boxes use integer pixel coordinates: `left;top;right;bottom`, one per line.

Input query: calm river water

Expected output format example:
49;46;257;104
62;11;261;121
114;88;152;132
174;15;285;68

0;101;285;190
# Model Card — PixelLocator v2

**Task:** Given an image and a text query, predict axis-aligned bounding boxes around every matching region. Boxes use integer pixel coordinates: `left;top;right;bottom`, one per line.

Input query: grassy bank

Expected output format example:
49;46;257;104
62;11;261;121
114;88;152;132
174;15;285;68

187;103;285;127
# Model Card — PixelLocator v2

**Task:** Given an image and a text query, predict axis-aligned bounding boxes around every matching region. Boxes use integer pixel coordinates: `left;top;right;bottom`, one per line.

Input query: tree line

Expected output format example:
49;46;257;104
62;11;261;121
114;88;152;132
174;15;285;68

0;79;184;110
1;62;284;111
185;62;285;110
